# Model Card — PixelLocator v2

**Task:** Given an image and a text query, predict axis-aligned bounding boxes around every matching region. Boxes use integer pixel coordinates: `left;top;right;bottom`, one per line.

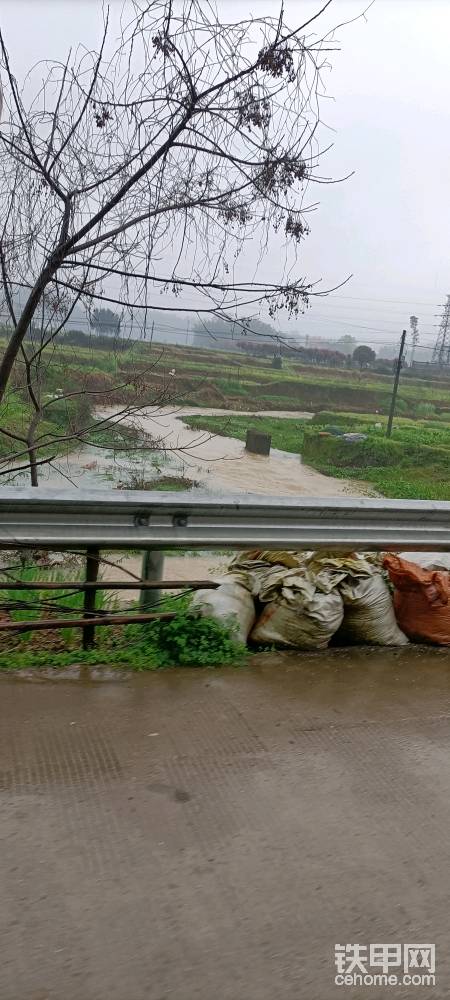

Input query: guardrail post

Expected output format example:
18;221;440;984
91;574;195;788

140;549;164;611
83;547;100;650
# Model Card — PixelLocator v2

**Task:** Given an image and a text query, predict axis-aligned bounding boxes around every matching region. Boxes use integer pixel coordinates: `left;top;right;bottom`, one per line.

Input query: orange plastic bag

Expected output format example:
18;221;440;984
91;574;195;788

383;553;450;645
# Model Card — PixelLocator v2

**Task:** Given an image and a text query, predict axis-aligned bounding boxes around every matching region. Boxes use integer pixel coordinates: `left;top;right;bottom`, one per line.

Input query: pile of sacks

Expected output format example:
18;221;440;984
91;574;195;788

192;550;409;649
192;549;450;649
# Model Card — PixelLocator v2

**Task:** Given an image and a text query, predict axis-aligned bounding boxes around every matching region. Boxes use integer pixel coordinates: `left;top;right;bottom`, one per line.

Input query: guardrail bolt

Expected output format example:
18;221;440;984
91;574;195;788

173;513;188;528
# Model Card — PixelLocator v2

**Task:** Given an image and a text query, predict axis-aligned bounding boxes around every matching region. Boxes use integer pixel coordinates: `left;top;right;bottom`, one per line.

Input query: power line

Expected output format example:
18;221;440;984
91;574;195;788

305;309;438;326
291;314;438;337
328;293;443;307
0;315;438;354
315;300;438;318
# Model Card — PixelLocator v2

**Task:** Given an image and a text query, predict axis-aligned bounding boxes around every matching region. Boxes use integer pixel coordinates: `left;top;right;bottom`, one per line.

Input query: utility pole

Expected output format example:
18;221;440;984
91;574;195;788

409;315;419;368
386;330;407;438
149;319;154;349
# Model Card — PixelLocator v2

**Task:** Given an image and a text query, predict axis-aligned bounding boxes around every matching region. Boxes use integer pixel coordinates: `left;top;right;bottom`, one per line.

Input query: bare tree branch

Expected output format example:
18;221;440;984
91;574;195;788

0;0;349;483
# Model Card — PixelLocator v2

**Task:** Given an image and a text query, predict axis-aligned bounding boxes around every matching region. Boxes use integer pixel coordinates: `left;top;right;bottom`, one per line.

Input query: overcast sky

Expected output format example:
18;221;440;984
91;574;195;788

1;0;449;353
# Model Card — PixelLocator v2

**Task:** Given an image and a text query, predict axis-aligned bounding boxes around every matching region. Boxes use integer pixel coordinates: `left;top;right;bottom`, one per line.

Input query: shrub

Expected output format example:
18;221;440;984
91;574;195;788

124;607;247;668
415;402;436;418
303;428;450;471
303;430;403;468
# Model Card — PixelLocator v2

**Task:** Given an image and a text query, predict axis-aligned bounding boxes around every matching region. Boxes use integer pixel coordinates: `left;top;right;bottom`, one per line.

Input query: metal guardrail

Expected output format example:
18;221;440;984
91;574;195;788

1;487;450;550
1;487;450;648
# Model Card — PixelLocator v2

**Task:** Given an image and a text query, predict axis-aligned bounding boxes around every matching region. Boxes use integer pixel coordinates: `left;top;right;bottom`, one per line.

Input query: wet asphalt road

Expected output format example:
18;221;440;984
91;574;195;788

1;647;450;999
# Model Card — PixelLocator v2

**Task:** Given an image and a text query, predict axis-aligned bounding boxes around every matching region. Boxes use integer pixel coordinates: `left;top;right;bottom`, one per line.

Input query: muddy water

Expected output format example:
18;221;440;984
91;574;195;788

6;405;372;599
96;405;372;498
8;404;372;498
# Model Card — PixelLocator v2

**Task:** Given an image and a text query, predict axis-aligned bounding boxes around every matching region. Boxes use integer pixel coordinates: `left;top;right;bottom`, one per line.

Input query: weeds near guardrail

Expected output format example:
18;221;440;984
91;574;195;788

0;591;246;671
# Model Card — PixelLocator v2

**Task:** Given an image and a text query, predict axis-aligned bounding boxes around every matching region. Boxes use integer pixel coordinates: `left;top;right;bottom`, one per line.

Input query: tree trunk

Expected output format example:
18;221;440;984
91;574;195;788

27;443;39;487
0;266;55;405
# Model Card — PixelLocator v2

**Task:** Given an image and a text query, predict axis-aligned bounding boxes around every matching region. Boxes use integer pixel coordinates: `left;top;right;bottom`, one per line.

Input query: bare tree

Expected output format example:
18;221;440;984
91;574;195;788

0;0;341;482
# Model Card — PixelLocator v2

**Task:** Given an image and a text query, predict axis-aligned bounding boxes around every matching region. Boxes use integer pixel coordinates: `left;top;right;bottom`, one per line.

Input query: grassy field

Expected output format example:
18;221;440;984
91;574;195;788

3;330;450;495
145;342;450;416
183;410;450;500
184;412;307;452
4;331;450;417
303;429;450;499
0;389;86;462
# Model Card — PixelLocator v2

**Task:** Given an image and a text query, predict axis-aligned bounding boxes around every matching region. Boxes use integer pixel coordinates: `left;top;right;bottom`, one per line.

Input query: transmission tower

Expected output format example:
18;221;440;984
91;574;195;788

409;315;419;367
432;294;450;366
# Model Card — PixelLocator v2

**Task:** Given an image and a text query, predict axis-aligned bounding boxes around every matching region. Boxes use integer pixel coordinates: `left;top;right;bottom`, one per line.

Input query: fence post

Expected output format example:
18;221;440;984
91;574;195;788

140;549;164;611
82;547;100;650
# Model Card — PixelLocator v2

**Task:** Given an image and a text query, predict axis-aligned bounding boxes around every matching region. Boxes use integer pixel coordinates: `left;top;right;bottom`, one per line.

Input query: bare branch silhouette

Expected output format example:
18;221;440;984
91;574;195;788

0;0;344;483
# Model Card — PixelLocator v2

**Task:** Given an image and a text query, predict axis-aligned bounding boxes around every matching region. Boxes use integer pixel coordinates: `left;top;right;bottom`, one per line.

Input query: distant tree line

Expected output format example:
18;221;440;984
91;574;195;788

90;308;121;336
236;339;347;367
192;317;277;349
60;329;130;351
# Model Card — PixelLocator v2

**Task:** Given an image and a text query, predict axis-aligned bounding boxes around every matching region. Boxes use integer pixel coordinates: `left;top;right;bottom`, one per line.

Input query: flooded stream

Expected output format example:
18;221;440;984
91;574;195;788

3;406;372;596
12;406;370;498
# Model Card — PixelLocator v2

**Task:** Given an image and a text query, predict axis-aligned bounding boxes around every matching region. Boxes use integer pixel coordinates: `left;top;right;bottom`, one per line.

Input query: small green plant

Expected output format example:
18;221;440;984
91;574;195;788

124;605;247;668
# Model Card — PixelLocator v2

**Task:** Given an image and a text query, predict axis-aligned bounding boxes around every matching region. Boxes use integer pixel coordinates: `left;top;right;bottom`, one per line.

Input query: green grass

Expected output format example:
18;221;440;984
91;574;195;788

310;413;450;451
216;377;250;396
184;413;308;452
303;458;450;501
183;411;450;501
179;359;450;414
0;589;246;670
0;564;115;645
151;476;197;491
302;424;450;500
0;390;70;460
4;331;450;432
